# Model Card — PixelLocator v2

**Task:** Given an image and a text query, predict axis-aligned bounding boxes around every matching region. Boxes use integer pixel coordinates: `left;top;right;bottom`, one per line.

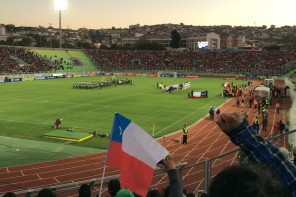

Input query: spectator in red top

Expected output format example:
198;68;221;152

273;121;280;136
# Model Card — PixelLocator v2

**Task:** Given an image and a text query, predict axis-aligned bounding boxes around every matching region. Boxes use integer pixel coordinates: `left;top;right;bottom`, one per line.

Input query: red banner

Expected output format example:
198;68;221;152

123;72;137;76
146;74;158;77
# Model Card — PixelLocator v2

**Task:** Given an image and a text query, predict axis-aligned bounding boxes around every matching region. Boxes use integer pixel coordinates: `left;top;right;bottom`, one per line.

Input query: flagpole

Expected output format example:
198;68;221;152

98;157;108;197
98;113;117;197
152;122;155;137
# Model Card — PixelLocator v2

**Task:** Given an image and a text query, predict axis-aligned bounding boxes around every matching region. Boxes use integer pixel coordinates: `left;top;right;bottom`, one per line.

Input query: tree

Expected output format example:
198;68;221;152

76;41;96;49
110;43;119;50
5;24;16;33
281;34;296;49
50;39;60;48
123;43;134;50
134;42;165;50
264;44;280;50
17;37;32;46
170;29;181;48
28;33;47;47
100;44;108;49
0;40;6;45
108;35;112;45
6;37;14;45
87;30;105;43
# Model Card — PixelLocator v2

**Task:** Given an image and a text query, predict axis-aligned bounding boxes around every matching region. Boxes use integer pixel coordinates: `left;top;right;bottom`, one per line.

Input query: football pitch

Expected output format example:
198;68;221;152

0;76;244;167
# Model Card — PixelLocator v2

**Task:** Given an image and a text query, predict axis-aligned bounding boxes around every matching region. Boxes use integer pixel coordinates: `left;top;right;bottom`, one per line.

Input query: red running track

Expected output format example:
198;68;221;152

0;79;291;197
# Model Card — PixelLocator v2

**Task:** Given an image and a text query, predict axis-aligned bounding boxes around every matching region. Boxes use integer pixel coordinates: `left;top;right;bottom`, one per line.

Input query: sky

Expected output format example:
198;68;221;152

1;0;296;30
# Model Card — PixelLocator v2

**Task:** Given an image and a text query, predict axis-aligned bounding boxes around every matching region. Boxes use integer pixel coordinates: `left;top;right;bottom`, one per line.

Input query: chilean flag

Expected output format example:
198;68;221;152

107;113;169;196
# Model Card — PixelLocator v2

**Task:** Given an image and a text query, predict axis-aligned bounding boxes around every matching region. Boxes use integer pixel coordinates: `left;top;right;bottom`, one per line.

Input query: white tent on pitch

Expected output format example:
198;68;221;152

254;85;271;99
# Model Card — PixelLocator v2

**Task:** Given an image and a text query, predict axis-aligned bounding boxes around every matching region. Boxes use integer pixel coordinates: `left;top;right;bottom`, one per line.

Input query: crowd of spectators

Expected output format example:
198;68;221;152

86;50;199;71
198;50;296;75
86;49;296;75
1;46;296;75
0;46;52;74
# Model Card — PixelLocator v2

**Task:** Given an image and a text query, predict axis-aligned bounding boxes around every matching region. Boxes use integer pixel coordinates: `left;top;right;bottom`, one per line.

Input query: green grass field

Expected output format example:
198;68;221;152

0;75;244;167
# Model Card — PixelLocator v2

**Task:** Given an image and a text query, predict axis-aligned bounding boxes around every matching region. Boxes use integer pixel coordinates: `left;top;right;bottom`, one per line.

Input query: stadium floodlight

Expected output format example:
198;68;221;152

53;0;67;10
53;0;68;48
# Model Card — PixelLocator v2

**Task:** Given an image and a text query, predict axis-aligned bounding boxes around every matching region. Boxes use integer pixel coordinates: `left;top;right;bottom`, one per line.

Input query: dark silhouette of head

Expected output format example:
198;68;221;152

79;183;92;197
146;189;161;197
208;164;292;197
186;192;195;197
37;188;56;197
3;192;16;197
108;179;121;196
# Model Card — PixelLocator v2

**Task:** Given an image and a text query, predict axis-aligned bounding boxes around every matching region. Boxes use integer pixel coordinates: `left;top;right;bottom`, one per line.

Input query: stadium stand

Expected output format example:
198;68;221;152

1;46;296;76
0;46;52;74
86;49;296;75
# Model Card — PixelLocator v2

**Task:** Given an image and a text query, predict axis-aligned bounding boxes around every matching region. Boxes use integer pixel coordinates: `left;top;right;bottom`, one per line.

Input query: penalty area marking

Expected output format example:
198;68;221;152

154;97;227;136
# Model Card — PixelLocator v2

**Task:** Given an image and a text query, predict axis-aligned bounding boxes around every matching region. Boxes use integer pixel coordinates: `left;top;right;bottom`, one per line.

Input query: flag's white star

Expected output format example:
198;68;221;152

119;126;123;135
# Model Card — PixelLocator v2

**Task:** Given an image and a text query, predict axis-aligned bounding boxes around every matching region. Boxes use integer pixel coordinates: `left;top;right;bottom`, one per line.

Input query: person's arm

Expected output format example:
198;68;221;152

217;112;296;197
163;155;183;197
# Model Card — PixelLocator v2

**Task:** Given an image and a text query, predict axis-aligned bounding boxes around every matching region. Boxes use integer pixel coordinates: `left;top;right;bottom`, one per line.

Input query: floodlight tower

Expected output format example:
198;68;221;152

53;0;67;48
